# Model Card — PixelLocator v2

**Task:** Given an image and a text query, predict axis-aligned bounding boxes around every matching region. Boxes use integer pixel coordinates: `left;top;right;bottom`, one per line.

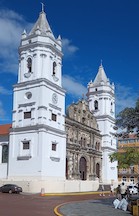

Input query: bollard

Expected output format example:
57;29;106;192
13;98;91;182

40;188;45;196
133;199;139;216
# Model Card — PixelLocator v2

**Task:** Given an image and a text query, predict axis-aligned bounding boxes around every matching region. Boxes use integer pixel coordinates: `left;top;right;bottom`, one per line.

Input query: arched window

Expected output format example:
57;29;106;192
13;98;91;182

130;176;134;183
53;62;57;76
27;58;32;72
83;138;86;147
2;145;8;163
94;100;98;110
95;142;98;150
82;117;85;124
98;142;100;150
111;102;113;112
122;176;126;182
96;163;100;178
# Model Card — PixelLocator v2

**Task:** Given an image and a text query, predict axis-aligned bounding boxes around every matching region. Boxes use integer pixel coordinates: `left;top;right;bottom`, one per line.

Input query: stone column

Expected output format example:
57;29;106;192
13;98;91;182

99;157;103;183
89;156;94;180
90;133;95;148
68;153;73;180
93;156;96;180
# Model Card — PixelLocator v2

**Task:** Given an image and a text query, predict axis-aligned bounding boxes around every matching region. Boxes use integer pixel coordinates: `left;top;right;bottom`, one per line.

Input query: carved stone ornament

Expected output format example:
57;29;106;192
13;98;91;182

24;72;31;78
52;75;59;82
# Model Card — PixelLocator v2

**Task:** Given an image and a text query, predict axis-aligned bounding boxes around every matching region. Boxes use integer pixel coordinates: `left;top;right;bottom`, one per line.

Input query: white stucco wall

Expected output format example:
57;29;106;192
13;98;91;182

8;129;66;179
0;179;99;193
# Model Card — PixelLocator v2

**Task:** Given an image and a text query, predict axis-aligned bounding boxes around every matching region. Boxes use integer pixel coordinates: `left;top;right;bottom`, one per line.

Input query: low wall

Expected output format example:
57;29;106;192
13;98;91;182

0;164;7;179
0;179;99;193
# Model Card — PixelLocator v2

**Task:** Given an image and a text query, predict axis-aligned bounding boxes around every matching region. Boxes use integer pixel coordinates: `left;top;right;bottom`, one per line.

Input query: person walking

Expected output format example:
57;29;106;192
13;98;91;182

109;184;114;196
100;184;105;196
120;182;127;199
116;184;122;200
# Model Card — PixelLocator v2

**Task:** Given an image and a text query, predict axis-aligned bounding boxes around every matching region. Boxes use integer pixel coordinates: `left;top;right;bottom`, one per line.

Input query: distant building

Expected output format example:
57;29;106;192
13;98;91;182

118;133;139;184
0;6;117;192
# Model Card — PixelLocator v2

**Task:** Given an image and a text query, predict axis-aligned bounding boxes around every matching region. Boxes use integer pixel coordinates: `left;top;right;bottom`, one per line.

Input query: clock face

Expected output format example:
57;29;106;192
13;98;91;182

52;93;58;104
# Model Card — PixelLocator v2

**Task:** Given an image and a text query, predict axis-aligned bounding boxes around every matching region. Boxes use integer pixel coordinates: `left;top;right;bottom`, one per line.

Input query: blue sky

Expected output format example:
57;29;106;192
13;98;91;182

0;0;139;124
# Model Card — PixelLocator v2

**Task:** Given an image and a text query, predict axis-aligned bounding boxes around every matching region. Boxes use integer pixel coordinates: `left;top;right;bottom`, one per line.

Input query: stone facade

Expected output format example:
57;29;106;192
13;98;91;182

65;99;102;181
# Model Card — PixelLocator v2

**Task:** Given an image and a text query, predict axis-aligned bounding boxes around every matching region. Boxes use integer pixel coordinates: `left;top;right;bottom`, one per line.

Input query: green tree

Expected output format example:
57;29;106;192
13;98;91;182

109;147;139;169
110;99;139;169
116;98;139;133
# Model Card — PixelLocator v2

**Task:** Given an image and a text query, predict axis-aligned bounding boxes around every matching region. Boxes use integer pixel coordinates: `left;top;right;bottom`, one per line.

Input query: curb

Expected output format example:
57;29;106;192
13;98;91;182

44;191;110;197
53;191;110;215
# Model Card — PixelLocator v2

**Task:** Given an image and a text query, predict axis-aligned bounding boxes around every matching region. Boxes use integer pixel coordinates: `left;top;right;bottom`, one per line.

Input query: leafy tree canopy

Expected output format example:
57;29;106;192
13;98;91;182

109;147;139;169
116;98;139;133
111;99;139;169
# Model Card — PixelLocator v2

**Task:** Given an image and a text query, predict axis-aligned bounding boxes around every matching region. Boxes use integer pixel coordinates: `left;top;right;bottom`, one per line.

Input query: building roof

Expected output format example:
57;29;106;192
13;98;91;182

93;63;109;85
29;11;54;38
118;132;138;140
0;124;12;135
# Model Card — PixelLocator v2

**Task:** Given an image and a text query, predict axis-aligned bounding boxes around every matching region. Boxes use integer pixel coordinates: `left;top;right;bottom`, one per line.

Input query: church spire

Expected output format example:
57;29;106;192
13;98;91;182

93;62;109;85
29;5;54;38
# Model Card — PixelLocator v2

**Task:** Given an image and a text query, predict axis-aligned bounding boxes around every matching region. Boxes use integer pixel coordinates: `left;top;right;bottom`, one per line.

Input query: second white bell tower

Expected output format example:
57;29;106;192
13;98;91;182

87;63;117;184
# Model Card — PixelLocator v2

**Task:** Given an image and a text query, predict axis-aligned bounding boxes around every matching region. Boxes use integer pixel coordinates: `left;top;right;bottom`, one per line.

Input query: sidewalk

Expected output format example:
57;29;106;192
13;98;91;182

59;198;131;216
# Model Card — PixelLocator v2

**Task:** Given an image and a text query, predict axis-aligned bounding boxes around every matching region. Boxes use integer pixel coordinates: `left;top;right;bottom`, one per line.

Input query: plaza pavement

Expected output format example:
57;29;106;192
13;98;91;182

57;197;131;216
0;191;132;216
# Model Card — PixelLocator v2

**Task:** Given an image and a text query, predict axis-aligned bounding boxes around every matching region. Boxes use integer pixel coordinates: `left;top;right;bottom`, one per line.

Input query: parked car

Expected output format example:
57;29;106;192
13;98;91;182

127;185;138;195
0;184;22;194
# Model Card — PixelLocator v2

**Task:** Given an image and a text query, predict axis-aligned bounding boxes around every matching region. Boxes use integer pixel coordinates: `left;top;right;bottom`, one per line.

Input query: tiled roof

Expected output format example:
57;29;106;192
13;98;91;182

0;124;12;135
128;133;137;138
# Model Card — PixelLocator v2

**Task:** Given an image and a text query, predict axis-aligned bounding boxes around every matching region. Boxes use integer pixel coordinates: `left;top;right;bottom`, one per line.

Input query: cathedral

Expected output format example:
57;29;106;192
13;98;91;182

0;7;117;193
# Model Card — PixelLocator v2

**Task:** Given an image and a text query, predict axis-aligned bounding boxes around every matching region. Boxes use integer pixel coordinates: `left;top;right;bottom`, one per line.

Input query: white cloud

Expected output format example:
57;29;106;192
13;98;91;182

0;86;12;95
115;83;138;114
0;9;24;21
62;77;138;115
62;38;79;58
63;75;86;97
0;9;32;74
0;9;78;74
0;101;5;119
0;86;12;122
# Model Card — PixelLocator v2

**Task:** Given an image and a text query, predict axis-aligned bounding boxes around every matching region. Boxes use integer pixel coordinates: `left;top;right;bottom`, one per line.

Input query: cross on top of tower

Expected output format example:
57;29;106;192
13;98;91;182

41;2;45;12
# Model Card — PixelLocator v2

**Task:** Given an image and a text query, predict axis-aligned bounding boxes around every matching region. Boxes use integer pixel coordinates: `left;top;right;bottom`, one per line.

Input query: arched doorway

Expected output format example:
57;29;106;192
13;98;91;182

96;163;100;178
79;157;87;180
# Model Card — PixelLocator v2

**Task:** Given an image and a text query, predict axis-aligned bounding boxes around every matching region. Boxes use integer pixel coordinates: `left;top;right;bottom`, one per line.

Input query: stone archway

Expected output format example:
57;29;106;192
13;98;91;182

79;157;87;180
96;163;100;178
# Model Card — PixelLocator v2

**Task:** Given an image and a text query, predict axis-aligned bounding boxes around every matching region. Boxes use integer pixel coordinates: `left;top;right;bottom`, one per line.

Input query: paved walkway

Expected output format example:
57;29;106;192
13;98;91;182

58;197;131;216
0;192;132;216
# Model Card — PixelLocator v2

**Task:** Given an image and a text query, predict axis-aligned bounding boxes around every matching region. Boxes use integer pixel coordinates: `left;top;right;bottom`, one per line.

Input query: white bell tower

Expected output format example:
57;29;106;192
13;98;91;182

87;63;117;184
8;7;66;181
